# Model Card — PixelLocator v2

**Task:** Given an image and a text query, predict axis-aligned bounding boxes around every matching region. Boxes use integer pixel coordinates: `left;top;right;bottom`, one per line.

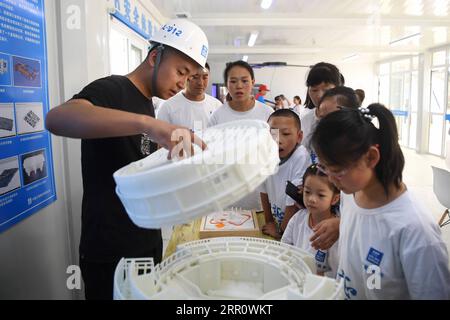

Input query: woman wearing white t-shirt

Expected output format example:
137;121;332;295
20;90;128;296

208;60;273;210
208;60;273;127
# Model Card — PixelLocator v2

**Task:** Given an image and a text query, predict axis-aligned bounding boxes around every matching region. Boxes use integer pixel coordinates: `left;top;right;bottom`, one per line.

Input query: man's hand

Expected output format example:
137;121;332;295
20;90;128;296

262;222;281;240
147;119;207;160
310;217;340;250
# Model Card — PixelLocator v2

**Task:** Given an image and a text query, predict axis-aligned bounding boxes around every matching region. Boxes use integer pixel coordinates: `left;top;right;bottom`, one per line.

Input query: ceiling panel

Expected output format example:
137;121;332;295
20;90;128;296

148;0;450;64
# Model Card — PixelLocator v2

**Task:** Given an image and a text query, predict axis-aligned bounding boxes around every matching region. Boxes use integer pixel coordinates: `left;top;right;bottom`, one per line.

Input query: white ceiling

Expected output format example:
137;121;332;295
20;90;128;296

148;0;450;65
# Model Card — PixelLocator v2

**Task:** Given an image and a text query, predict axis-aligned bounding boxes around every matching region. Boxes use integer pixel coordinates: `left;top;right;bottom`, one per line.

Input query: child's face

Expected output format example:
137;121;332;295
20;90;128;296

303;175;339;216
308;82;335;108
318;147;379;194
317;96;340;119
269;116;302;158
226;66;254;103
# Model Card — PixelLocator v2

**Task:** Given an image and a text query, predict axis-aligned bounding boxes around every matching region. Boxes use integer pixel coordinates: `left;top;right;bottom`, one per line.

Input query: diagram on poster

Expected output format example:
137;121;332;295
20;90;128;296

12;56;41;88
0;156;21;196
0;103;15;138
199;209;260;239
15;102;44;134
21;150;47;186
0;52;11;86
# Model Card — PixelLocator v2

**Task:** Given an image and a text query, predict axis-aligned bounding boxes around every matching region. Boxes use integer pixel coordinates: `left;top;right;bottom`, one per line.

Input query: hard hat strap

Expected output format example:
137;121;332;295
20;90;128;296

151;44;165;98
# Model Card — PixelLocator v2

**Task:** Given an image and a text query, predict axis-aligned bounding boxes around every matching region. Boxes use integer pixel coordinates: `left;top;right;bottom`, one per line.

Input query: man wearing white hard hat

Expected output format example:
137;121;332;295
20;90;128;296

46;19;209;300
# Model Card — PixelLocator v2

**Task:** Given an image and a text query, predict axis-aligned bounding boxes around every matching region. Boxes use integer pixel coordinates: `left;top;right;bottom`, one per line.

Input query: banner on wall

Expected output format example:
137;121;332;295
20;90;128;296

0;0;56;232
111;0;160;40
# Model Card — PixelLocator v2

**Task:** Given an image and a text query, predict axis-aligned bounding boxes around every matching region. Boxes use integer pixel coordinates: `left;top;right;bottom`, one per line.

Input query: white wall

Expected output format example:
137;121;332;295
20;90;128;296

208;61;377;107
0;0;73;300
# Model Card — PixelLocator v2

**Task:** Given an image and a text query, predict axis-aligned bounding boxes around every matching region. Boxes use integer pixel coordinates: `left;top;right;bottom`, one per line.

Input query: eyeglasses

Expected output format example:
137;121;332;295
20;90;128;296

316;163;349;179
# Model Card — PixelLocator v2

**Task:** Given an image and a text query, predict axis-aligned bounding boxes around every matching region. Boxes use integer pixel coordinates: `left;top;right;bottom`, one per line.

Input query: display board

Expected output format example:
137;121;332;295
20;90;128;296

0;0;56;232
199;209;260;239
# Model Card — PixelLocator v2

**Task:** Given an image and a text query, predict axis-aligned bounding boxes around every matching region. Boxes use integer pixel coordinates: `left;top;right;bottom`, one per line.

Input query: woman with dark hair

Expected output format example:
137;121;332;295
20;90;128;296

311;103;450;299
208;60;273;210
208;60;273;127
301;62;343;155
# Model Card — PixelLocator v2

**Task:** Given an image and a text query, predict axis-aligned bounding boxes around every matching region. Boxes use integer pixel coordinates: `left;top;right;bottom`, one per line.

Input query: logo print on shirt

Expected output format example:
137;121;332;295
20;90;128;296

366;247;384;266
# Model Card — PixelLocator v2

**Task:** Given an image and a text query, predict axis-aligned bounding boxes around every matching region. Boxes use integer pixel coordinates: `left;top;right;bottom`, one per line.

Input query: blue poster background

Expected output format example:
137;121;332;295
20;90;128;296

0;0;56;232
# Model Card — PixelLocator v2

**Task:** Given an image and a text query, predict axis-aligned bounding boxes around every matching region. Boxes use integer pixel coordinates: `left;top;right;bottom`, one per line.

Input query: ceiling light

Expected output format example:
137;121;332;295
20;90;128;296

248;31;259;47
261;0;273;9
342;53;360;61
242;55;249;62
389;32;421;46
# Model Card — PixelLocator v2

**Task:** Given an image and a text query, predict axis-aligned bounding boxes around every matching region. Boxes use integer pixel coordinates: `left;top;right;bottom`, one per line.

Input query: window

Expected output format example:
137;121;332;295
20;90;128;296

428;47;450;156
109;17;148;75
377;56;420;149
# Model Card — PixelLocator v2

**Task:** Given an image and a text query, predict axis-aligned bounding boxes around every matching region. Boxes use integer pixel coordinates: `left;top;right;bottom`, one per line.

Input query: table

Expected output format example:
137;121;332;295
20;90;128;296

163;210;274;259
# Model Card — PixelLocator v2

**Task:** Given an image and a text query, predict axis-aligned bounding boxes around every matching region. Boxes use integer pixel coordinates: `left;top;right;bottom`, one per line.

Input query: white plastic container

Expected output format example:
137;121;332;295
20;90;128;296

113;237;344;300
113;120;279;228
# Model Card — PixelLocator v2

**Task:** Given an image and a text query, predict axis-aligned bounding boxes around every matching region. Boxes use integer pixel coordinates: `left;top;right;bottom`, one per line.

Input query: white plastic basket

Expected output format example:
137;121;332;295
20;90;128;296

113;120;279;228
113;237;344;300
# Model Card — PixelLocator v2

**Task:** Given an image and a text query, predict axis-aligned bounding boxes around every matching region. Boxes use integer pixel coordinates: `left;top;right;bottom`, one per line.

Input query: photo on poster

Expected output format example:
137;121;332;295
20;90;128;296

15;102;44;135
21;150;47;186
0;52;11;86
12;56;41;88
0;156;21;196
0;103;16;138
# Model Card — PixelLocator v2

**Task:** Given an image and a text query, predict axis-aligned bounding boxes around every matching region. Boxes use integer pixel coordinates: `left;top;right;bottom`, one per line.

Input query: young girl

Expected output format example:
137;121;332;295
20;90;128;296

311;103;450;299
301;62;343;157
282;164;340;278
208;60;274;210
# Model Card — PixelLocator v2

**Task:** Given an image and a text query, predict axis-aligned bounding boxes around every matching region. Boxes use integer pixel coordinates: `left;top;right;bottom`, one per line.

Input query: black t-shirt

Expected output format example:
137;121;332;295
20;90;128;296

72;75;160;262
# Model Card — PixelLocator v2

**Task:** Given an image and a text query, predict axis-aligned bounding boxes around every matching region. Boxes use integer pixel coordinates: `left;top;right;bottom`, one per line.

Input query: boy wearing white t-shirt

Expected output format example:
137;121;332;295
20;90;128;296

261;109;311;239
157;63;222;131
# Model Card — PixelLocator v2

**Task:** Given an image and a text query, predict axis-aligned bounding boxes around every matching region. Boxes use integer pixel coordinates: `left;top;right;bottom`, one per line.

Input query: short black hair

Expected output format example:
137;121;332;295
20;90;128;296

319;86;360;109
311;103;405;196
223;60;255;83
306;62;342;88
268;109;301;130
205;62;210;71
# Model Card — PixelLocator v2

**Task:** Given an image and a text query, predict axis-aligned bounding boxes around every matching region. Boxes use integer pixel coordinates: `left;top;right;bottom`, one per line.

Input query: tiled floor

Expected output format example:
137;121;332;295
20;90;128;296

162;148;450;263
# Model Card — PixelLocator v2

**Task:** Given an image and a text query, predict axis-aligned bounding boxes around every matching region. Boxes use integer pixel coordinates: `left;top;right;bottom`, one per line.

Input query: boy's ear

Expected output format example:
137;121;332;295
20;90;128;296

297;129;303;144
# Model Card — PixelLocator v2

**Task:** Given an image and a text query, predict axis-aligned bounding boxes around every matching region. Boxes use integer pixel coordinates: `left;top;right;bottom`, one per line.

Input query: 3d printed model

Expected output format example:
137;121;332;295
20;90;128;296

114;120;280;228
0;168;19;188
24;110;40;128
14;63;38;80
23;153;45;177
114;237;344;300
0;116;13;131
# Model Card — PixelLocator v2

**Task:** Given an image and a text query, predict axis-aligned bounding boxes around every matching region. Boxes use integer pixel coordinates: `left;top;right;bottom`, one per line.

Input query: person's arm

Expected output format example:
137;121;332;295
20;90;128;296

46;99;205;156
309;217;340;250
261;192;280;239
280;205;297;233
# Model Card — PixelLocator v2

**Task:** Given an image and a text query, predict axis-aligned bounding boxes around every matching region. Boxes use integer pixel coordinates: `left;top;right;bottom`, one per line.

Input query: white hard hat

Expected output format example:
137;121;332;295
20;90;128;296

150;19;209;68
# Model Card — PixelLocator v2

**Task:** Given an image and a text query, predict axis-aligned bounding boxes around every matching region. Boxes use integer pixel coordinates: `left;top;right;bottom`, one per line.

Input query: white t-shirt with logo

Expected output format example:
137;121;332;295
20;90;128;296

282;209;339;278
157;91;222;131
260;145;311;225
338;191;450;300
208;100;273;127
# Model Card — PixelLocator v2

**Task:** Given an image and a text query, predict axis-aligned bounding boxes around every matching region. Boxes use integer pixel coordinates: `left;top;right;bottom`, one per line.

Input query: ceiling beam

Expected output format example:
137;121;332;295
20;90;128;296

192;15;450;27
209;46;422;55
